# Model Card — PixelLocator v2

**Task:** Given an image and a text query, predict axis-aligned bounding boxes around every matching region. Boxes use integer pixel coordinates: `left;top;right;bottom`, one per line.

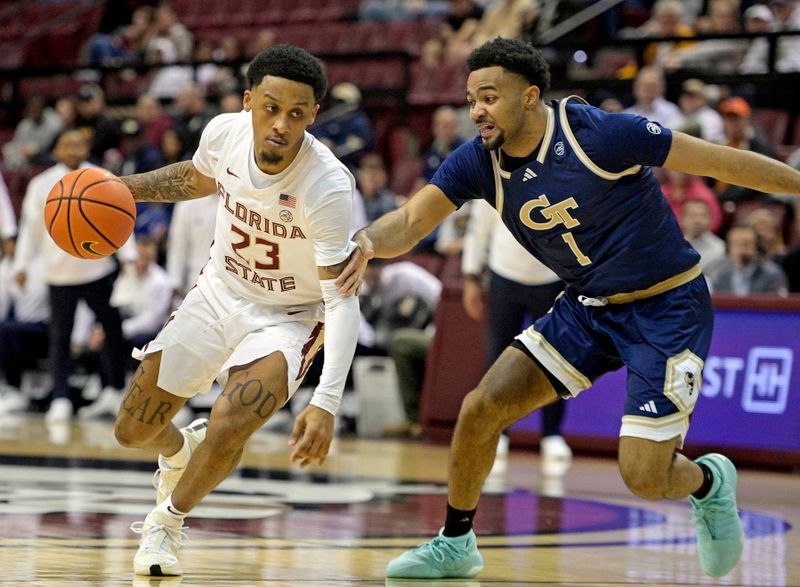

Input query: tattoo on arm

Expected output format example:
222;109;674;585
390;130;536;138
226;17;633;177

122;369;173;426
221;376;279;420
120;161;203;203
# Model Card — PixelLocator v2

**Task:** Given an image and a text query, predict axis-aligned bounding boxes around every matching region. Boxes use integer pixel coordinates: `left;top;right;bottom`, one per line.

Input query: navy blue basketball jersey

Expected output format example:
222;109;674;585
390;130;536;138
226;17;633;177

431;97;701;297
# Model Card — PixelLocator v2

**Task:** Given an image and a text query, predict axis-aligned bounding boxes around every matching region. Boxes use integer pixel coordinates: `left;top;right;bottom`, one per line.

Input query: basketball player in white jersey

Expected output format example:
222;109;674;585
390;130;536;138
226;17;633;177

111;45;361;577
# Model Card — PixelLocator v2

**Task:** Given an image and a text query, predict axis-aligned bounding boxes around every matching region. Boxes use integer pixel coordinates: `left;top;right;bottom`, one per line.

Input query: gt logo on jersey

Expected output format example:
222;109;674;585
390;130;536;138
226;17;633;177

519;194;581;231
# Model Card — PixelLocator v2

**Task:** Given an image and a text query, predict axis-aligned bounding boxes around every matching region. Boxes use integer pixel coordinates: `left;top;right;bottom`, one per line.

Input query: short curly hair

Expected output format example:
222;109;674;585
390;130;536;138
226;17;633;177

467;38;551;91
246;44;327;102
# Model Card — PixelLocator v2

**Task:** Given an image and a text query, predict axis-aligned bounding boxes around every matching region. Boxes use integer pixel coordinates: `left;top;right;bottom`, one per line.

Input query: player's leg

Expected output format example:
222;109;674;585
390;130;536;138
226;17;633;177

448;345;559;508
387;290;614;579
612;276;742;577
114;352;190;456
45;284;81;421
387;345;561;579
78;273;130;418
132;316;322;577
170;351;289;513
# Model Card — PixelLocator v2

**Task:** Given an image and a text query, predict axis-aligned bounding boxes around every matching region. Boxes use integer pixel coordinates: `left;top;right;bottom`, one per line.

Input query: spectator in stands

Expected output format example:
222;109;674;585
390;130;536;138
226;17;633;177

0;237;49;414
2;96;64;171
623;66;683;128
218;92;243;114
678;79;725;144
246;28;276;60
54;96;77;132
713;224;789;295
115;119;164;177
635;0;696;68
171;83;216;153
311;83;374;171
12;130;135;422
194;39;220;89
78;236;173;419
160;127;191;165
356;153;399;222
364;260;441;435
411;106;465;195
782;243;800;291
113;119;167;258
681;199;727;282
87;4;154;66
462;200;571;478
166;195;218;301
664;0;748;73
0;171;15;243
748;208;788;263
715;96;779;202
136;94;173;151
359;0;449;21
739;4;778;74
211;35;245;94
421;0;484;66
147;2;193;62
74;84;122;167
660;148;724;233
146;36;193;100
770;0;800;72
466;0;539;58
599;96;624;113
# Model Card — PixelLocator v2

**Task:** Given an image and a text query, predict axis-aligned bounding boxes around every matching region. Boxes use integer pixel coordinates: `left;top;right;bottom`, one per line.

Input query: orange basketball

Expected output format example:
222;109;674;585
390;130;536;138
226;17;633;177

44;167;136;259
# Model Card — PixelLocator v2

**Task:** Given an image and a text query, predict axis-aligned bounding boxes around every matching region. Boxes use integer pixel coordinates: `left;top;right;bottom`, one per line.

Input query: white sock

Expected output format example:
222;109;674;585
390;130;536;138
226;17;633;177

159;434;191;470
154;495;188;525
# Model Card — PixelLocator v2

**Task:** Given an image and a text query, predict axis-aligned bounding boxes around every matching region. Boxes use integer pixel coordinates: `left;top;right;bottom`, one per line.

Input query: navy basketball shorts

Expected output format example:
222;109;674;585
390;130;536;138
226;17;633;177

514;275;713;447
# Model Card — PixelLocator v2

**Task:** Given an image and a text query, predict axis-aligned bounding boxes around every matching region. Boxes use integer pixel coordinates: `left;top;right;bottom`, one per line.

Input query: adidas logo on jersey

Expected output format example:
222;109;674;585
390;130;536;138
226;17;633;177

638;400;658;414
522;168;537;182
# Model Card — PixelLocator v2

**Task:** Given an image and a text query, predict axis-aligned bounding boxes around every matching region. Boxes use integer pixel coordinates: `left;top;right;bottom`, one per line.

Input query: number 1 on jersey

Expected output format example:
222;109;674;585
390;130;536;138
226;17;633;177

561;232;591;266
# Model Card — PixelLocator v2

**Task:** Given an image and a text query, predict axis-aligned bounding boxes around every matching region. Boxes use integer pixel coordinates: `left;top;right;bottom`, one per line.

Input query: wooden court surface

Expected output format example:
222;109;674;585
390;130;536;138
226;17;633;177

0;413;797;587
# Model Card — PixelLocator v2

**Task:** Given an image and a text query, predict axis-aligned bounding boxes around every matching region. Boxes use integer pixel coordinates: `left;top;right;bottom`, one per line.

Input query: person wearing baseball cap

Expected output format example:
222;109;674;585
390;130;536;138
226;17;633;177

716;97;778;200
678;79;724;143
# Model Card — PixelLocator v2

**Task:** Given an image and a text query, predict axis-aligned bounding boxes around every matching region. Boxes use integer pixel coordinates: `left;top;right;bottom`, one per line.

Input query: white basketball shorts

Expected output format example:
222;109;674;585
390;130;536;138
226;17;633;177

132;273;324;400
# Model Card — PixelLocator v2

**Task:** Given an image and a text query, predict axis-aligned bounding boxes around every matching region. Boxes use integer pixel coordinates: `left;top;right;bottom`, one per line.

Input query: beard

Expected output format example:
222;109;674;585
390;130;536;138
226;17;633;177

259;149;284;166
480;130;505;151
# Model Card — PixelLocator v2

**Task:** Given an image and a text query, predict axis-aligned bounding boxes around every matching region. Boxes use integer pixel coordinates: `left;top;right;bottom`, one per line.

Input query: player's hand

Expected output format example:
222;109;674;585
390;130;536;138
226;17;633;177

335;231;374;296
462;279;484;321
14;271;26;289
288;405;335;468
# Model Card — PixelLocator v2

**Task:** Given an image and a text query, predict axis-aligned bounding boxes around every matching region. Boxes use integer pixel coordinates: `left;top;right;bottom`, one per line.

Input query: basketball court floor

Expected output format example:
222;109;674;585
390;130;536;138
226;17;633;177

0;413;797;587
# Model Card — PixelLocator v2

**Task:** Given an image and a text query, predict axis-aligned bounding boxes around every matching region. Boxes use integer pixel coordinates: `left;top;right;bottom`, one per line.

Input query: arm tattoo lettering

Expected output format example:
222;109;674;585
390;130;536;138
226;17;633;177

221;377;279;420
120;161;199;203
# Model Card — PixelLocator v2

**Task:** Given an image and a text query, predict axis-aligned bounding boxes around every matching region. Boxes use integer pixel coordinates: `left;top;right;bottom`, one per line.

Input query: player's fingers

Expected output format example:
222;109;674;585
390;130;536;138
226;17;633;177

287;416;305;447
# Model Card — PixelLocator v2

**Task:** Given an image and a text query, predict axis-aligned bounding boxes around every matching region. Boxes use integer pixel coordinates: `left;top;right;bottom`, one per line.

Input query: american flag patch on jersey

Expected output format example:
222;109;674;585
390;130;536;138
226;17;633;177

279;193;296;208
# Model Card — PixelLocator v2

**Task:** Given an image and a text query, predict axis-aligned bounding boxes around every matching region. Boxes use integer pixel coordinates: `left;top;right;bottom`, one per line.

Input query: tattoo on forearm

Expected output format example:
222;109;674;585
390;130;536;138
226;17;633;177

122;367;173;425
221;376;279;420
121;161;198;203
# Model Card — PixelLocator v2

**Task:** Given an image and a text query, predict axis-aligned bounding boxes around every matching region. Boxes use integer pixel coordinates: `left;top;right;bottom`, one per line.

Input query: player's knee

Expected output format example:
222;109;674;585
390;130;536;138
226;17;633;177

114;416;149;448
203;418;250;456
619;462;668;500
460;387;506;430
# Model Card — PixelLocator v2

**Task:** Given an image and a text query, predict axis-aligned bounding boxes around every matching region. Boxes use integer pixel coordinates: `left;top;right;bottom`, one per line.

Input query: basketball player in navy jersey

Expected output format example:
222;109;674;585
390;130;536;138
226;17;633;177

337;38;800;579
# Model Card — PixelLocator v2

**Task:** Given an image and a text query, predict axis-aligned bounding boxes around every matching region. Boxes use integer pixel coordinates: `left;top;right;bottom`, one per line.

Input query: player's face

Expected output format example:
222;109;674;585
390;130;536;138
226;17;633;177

466;66;530;152
244;76;319;174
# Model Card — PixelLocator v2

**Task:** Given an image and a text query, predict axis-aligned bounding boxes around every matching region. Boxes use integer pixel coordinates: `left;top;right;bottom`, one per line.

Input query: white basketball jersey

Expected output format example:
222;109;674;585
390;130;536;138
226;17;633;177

192;112;355;307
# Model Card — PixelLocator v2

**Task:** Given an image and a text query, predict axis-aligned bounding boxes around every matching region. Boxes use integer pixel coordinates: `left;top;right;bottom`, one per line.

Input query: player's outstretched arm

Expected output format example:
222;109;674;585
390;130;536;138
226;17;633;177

664;132;800;197
336;184;456;295
120;160;218;203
